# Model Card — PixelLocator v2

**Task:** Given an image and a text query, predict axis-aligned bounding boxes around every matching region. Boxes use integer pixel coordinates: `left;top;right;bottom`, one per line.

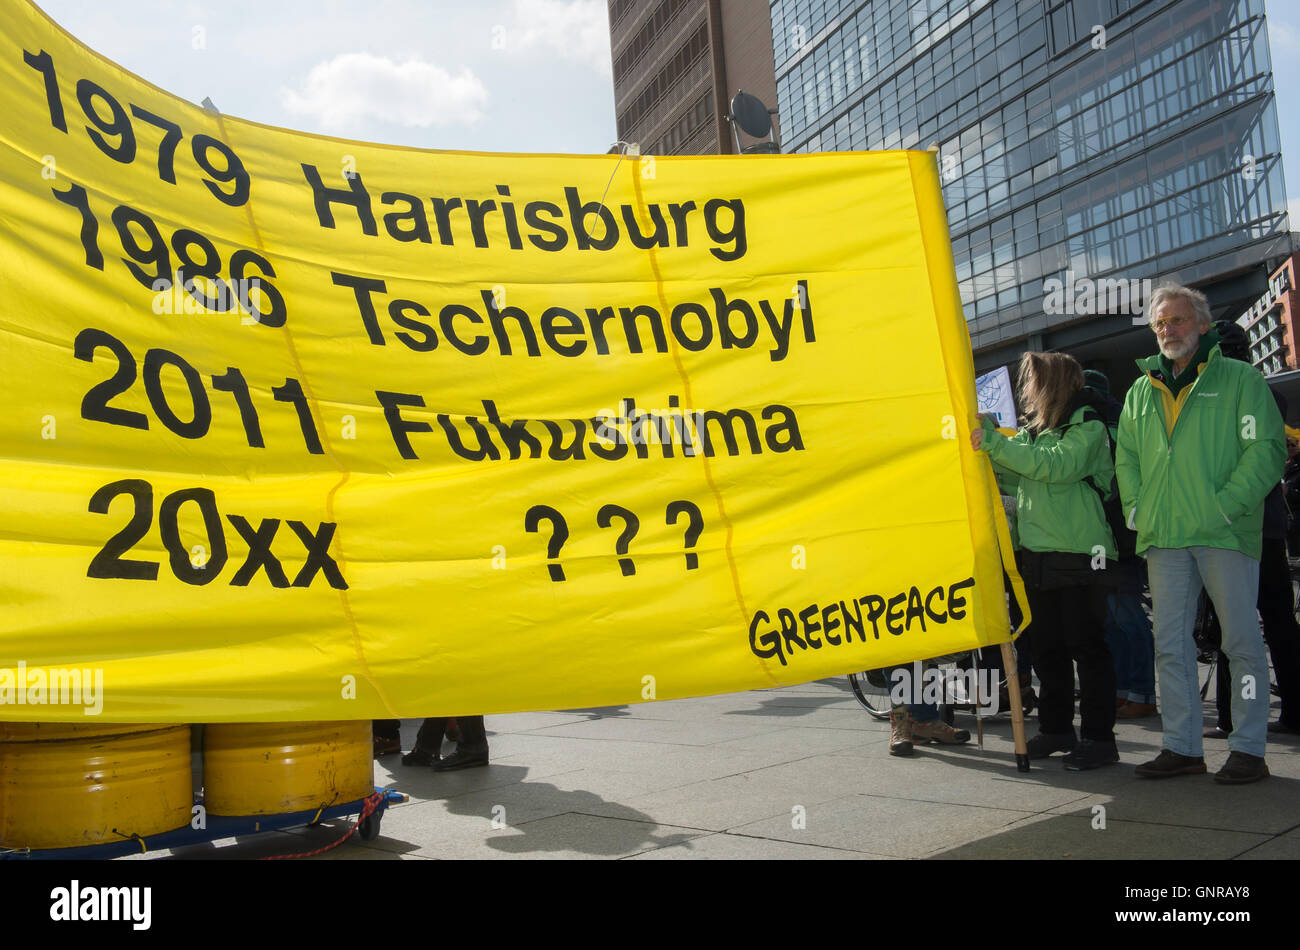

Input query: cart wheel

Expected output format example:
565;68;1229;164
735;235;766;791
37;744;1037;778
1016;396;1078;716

358;813;380;841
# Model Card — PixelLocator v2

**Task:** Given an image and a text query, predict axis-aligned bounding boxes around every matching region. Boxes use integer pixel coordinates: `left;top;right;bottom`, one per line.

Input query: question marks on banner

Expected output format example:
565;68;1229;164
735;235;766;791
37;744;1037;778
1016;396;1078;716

524;504;568;581
524;501;703;581
665;500;703;570
597;504;640;576
192;25;206;50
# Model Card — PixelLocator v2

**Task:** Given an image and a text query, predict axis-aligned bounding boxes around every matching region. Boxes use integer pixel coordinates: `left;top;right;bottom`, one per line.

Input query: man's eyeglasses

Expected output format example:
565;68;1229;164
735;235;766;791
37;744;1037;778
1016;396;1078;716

1151;314;1192;334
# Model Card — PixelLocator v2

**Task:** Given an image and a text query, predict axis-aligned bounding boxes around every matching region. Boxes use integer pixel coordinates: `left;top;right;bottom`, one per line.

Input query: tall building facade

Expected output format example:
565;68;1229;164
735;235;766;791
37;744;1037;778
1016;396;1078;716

769;0;1293;379
1240;252;1298;377
609;0;779;156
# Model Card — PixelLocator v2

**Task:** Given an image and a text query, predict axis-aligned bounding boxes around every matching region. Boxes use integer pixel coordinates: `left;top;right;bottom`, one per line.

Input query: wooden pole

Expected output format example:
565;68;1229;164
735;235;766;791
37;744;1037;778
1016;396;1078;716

1001;641;1031;772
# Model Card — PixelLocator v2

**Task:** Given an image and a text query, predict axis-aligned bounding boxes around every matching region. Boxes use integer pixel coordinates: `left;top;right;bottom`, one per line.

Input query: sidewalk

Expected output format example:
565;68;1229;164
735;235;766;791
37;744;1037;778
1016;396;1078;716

131;678;1300;860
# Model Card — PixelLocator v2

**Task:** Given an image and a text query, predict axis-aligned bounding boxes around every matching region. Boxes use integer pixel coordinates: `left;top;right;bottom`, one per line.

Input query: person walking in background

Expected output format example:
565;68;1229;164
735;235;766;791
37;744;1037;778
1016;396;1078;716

972;351;1119;770
1117;285;1283;784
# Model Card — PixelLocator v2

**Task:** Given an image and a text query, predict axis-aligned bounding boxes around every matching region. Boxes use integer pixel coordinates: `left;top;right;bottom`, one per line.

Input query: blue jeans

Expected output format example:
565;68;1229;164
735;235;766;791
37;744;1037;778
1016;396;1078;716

1104;591;1156;704
1146;546;1269;757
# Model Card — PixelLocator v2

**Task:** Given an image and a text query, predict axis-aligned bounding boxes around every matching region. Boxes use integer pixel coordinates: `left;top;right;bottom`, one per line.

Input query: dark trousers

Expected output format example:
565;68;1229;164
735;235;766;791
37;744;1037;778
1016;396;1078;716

1214;537;1300;729
1026;582;1115;741
415;715;488;754
373;719;401;740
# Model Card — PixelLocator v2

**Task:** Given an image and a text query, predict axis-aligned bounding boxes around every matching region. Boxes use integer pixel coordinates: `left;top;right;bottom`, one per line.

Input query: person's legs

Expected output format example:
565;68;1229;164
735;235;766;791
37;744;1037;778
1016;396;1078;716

1027;586;1074;736
1145;547;1205;758
1194;547;1267;758
1257;537;1300;728
372;719;401;756
1114;591;1157;705
454;715;488;752
882;664;969;749
1064;583;1116;742
401;717;446;766
1104;593;1132;703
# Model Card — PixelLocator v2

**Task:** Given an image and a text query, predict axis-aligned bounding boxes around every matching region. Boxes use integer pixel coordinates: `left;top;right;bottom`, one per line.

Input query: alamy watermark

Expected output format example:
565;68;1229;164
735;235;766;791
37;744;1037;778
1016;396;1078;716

0;660;104;715
1043;270;1152;325
889;660;1000;715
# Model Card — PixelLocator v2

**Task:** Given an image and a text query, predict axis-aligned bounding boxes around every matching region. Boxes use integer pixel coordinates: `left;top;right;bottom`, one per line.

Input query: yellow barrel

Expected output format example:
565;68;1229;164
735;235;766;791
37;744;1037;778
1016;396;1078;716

203;721;372;816
0;724;192;850
0;721;167;743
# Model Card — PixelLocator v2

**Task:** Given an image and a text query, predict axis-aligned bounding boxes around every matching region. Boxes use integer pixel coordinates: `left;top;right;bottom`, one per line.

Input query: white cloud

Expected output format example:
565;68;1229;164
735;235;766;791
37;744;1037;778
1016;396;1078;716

281;52;488;130
500;0;612;76
1289;196;1300;229
1271;22;1300;53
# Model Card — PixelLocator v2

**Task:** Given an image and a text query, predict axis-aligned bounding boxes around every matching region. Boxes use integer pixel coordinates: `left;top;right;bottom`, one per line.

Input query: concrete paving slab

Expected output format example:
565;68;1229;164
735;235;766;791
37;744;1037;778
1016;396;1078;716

373;759;583;806
578;770;865;831
1236;828;1300;859
628;831;884;859
935;813;1271;860
727;793;1037;858
1042;777;1300;835
472;812;709;858
525;714;780;746
709;724;886;758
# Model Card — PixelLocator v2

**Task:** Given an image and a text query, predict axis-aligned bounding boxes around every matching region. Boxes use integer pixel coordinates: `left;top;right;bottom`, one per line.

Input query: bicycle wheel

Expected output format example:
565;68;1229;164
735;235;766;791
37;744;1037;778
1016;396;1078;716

848;669;892;721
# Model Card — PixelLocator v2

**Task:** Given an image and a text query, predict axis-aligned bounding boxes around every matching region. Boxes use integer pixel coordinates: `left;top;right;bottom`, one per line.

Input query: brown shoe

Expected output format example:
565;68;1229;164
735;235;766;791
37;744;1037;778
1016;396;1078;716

373;735;401;757
889;704;913;756
1214;751;1268;785
1115;697;1127;710
1135;749;1206;778
1117;701;1158;719
911;719;971;745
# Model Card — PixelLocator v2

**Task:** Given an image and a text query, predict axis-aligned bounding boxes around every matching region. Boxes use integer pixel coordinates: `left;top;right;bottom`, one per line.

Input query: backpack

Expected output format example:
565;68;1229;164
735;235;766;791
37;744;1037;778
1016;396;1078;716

1060;407;1138;561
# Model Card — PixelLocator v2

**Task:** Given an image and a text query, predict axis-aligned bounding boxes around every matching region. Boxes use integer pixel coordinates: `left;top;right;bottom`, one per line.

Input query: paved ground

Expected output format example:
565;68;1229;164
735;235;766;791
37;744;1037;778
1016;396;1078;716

129;676;1300;860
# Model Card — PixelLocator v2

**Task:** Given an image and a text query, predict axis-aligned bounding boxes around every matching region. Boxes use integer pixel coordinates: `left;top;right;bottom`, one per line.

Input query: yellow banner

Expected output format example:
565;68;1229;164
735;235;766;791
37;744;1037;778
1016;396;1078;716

0;1;1013;722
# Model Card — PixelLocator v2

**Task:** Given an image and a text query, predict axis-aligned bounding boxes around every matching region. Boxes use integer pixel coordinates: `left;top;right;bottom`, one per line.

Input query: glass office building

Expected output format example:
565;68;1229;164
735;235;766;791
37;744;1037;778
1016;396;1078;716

769;0;1293;375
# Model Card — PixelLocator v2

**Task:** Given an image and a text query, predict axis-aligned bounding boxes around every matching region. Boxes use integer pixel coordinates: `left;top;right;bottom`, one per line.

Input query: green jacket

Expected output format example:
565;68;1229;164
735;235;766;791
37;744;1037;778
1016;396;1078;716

1115;344;1284;559
980;400;1117;560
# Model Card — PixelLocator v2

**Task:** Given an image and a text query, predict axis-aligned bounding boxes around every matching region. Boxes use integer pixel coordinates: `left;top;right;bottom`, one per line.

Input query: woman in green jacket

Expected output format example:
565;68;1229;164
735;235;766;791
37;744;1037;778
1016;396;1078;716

972;351;1119;770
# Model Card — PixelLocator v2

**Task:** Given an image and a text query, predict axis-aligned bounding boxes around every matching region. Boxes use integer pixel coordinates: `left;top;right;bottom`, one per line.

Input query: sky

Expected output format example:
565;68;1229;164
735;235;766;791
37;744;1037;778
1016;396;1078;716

30;0;1300;224
33;0;620;154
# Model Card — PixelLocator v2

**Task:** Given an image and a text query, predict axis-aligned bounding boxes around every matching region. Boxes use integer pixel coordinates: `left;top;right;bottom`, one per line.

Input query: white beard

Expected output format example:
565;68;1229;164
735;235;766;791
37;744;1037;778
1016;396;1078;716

1159;337;1198;363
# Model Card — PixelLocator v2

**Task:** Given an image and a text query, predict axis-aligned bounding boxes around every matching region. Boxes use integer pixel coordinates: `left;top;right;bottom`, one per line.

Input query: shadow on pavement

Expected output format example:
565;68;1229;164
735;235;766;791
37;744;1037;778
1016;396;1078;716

440;781;698;857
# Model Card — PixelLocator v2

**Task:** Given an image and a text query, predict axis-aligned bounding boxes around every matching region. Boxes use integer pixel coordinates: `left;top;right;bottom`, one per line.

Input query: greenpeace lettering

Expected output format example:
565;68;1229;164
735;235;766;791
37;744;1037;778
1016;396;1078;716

748;578;976;666
0;0;1018;719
